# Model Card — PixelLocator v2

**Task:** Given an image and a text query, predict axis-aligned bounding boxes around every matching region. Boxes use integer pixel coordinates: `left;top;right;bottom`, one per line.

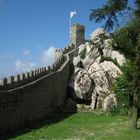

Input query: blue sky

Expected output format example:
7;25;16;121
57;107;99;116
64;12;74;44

0;0;133;78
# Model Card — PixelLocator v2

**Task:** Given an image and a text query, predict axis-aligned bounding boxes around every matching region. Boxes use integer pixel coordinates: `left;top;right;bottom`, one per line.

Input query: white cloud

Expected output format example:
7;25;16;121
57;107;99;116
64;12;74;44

41;46;56;66
0;60;36;79
0;46;56;78
23;49;30;56
15;60;36;73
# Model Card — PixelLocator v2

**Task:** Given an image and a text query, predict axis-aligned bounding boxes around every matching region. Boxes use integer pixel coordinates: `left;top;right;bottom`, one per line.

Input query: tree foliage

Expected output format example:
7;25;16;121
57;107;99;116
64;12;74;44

113;61;133;115
112;19;140;59
132;36;140;92
90;0;140;129
90;0;128;31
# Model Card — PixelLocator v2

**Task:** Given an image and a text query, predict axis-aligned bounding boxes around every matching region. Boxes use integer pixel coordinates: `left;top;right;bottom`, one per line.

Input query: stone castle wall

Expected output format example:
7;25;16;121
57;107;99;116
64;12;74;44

0;46;78;134
0;45;75;91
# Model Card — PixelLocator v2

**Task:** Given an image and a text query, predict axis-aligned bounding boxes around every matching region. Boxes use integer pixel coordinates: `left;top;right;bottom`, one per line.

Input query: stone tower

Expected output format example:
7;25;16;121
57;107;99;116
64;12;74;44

70;23;85;47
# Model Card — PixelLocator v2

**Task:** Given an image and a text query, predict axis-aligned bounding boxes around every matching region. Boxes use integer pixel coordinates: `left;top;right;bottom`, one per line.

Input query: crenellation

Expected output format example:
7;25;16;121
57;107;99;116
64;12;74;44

47;66;51;70
43;67;46;72
14;74;20;87
50;64;54;70
39;68;41;74
41;67;46;73
42;67;44;73
22;73;26;80
40;67;43;73
35;69;39;79
39;68;43;76
37;69;40;75
63;46;69;54
0;50;71;90
14;74;20;82
0;77;8;90
62;44;76;54
40;67;45;76
71;43;75;49
7;76;11;84
0;32;77;91
35;69;38;75
39;68;42;73
0;79;2;86
25;72;29;79
53;63;57;72
0;40;79;134
26;72;30;79
45;66;51;74
55;48;64;63
2;78;8;86
30;70;34;77
52;63;56;70
6;76;14;88
34;69;38;76
6;76;14;89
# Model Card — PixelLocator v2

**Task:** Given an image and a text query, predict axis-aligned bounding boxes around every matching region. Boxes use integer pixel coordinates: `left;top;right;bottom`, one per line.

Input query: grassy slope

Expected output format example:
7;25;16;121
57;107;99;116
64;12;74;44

8;113;140;140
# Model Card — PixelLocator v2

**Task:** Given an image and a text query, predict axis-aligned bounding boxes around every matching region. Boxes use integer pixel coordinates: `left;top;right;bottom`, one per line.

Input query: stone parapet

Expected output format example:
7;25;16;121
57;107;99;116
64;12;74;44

0;43;76;91
0;56;64;91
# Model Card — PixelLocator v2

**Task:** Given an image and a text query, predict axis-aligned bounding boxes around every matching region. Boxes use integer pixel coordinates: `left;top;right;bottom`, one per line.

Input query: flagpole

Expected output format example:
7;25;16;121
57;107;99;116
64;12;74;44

70;11;76;46
69;14;71;45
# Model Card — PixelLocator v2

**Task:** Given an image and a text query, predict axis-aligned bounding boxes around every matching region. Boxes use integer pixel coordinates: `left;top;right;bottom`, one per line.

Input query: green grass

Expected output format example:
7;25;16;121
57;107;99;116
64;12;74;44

4;113;140;140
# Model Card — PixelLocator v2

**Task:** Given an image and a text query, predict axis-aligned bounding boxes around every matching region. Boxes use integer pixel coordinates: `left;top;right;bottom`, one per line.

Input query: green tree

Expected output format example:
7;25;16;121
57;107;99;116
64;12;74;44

90;0;140;129
112;19;140;59
113;61;133;115
90;0;128;31
131;36;140;128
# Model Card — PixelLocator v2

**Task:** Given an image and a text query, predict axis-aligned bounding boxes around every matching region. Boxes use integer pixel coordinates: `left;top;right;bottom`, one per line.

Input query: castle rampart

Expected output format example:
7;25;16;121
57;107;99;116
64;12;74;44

0;45;76;91
0;45;78;135
0;22;84;135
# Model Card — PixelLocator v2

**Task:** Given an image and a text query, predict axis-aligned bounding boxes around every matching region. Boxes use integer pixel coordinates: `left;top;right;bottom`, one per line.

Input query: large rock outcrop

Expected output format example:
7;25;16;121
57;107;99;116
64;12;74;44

68;28;126;111
68;69;93;100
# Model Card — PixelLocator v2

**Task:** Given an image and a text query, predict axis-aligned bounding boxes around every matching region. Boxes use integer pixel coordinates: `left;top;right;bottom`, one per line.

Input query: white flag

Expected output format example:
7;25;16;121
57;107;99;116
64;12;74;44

70;11;76;18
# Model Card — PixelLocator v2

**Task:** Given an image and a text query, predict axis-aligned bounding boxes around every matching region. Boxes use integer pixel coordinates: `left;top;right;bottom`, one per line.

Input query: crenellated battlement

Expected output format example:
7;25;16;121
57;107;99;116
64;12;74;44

0;55;64;91
63;44;76;54
54;44;76;62
72;23;85;30
0;44;76;91
0;22;82;91
0;23;81;135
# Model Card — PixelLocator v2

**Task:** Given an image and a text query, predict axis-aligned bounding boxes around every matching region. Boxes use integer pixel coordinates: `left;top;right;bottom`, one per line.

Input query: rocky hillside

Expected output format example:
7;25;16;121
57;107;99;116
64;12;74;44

67;28;126;112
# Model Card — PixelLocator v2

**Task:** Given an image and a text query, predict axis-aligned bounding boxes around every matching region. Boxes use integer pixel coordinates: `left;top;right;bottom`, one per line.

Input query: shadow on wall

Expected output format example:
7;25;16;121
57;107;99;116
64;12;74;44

0;111;76;140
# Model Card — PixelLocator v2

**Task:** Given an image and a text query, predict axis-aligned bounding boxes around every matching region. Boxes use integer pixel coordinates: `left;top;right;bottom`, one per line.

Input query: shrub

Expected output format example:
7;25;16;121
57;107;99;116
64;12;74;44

112;19;140;59
113;61;133;115
79;48;87;59
100;56;121;69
